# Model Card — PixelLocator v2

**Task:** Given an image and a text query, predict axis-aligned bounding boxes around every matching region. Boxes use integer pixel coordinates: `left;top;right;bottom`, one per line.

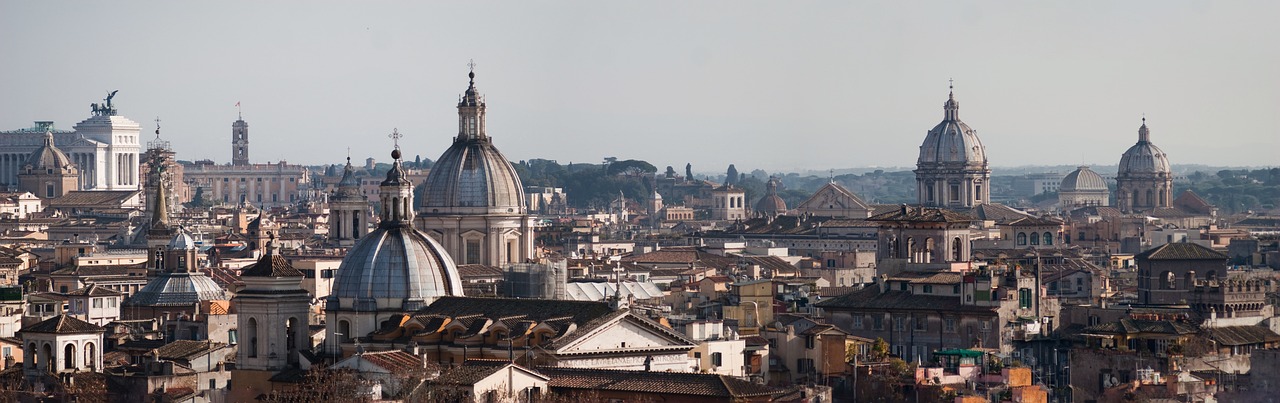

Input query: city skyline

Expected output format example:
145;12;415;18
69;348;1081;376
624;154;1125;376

2;1;1277;172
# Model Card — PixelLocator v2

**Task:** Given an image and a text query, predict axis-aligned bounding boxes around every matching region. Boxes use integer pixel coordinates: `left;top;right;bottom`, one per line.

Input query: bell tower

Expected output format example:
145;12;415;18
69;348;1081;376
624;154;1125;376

232;115;249;166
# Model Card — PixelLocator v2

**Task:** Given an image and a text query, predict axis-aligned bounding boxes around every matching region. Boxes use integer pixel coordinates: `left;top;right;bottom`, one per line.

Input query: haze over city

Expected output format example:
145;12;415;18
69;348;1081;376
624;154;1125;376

2;1;1277;172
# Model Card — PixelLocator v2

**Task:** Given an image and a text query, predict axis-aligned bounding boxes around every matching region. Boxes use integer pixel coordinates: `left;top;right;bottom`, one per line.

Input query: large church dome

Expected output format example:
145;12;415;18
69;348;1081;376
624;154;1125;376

420;71;526;215
1060;166;1107;192
329;146;463;313
24;131;77;174
917;90;987;166
1118;120;1171;175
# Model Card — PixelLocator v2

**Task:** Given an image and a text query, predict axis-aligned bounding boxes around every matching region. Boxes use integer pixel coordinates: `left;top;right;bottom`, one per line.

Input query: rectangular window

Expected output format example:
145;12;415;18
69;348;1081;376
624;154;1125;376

914;316;927;331
805;335;815;349
894;317;905;331
852;316;864;329
950;184;960;201
1019;288;1032;309
872;315;883;330
923;285;933;294
953;285;960;294
1;347;8;357
711;352;722;366
92;298;102;308
945;318;957;333
466;240;482;264
109;298;116;308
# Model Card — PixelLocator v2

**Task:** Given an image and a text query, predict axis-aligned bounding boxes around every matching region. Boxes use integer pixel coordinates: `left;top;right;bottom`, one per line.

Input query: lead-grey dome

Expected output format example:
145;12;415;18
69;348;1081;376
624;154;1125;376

1060;166;1107;192
917;91;987;166
329;146;463;312
24;130;78;174
420;72;526;215
328;224;463;311
1118;122;1171;175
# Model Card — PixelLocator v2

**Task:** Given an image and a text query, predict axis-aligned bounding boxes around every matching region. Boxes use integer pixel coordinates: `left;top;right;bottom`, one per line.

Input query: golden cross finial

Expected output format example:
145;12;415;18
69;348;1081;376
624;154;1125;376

468;59;477;73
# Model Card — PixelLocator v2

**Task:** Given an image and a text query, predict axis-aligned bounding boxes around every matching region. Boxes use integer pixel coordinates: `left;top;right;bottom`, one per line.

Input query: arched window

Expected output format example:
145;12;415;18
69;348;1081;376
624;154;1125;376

1016;233;1027;246
84;342;96;370
952;237;963;262
924;238;936;264
247;317;259;358
42;343;52;372
64;344;76;370
287;317;299;351
1029;233;1039;245
1043;232;1053;246
338;320;351;343
905;237;916;263
1163;271;1176;290
1185;271;1196;289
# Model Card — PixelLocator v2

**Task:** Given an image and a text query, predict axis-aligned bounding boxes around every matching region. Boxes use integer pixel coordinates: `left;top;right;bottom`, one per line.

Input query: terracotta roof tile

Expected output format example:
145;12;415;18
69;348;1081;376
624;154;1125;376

869;205;973;223
240;253;303;277
21;314;103;334
539;366;777;398
1136;243;1228;261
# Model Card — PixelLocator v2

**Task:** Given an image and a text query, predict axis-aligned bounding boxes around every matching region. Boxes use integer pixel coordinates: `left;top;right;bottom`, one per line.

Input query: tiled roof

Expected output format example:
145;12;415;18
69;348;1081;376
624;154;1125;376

1206;326;1280;346
355;350;428;373
1006;216;1064;227
153;340;225;361
240;253;304;277
62;284;123;297
816;287;996;313
21;314;104;334
457;264;504;279
434;360;519;386
962;204;1030;224
887;271;963;285
1173;190;1215;215
869;205;973;223
623;248;738;268
418;297;614;327
1083;319;1197;336
1136;243;1228;261
539;366;777;398
47;190;141;207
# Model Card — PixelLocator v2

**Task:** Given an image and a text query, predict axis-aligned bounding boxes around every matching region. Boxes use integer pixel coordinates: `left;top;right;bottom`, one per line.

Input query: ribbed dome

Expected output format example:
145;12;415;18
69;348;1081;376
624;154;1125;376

128;273;228;307
1060;166;1107;192
420;72;526;214
917;91;986;166
168;231;197;250
335;157;361;198
755;177;787;214
25;131;77;173
1118;122;1171;175
329;224;463;311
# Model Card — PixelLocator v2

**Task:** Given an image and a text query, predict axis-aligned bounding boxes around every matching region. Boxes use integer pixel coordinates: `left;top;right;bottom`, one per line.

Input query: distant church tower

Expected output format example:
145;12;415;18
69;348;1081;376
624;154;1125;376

914;84;990;208
232;116;249;166
327;157;369;247
1116;119;1173;213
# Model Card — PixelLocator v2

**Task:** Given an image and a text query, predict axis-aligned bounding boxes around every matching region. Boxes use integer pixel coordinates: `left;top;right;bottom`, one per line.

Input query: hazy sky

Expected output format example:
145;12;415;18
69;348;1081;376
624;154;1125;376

2;2;1277;173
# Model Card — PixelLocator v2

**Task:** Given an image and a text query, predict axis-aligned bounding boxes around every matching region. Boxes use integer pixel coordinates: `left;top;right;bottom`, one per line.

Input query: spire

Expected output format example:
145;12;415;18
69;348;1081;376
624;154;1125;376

943;79;959;121
1138;116;1150;143
153;167;170;227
